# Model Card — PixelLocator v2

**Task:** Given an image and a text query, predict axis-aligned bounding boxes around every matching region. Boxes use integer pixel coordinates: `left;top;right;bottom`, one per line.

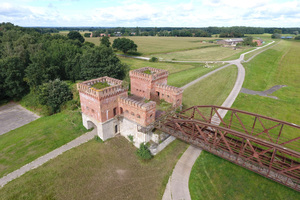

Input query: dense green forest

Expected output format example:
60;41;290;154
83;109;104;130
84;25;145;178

0;23;128;110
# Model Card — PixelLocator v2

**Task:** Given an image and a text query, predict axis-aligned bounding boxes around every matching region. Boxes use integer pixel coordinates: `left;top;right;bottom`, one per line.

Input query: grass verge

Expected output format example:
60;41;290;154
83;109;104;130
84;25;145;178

0;137;188;200
189;151;300;200
0;110;87;177
182;65;237;108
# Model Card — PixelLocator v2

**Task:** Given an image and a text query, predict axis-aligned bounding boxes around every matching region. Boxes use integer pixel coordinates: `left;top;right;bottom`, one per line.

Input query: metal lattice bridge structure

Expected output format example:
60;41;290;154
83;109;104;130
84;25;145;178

154;105;300;191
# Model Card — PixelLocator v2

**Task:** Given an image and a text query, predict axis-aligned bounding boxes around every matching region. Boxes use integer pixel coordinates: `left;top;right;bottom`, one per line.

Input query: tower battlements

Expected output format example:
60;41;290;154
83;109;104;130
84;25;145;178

77;76;128;100
118;96;156;111
155;83;184;95
129;67;169;81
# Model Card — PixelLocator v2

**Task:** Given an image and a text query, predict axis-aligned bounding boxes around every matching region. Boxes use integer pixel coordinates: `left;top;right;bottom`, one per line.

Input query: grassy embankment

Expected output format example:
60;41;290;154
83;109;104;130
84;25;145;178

0;61;238;199
189;40;300;200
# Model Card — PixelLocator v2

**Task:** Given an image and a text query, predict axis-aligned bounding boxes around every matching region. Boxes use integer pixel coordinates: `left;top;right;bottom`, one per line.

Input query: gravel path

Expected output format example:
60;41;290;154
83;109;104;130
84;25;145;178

241;85;286;99
0;129;96;187
163;41;275;200
0;102;40;135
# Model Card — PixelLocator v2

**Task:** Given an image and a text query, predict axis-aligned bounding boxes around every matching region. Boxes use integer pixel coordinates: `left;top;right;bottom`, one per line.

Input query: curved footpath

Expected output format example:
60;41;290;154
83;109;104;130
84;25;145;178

162;41;275;200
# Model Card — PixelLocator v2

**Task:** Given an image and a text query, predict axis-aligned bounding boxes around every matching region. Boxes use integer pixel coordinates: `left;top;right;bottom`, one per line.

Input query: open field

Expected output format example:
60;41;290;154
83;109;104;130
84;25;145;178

189;40;300;199
152;46;251;61
243;40;279;61
182;65;237;109
119;57;196;73
86;36;219;55
189;151;300;200
0;110;87;177
120;57;224;88
0;136;188;200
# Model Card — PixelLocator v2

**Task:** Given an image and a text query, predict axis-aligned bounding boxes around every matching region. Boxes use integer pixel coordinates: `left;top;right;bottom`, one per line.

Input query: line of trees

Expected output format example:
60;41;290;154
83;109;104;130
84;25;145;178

0;23;129;112
43;26;300;38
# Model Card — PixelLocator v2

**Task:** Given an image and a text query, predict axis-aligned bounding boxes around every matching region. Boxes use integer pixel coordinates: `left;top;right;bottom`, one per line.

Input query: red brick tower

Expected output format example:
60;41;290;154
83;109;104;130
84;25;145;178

130;67;168;99
77;76;128;140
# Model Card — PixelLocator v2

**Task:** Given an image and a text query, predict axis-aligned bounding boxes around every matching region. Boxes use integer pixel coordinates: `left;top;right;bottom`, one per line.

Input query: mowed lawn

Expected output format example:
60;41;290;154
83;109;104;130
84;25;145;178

152;46;251;61
0;137;188;200
0;110;87;177
120;57;225;88
189;40;300;200
182;65;237;109
231;40;300;150
86;36;219;55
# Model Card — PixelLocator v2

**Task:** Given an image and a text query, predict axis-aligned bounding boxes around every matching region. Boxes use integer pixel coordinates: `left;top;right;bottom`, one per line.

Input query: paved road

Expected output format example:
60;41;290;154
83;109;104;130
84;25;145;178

0;102;40;135
162;41;275;200
0;129;96;187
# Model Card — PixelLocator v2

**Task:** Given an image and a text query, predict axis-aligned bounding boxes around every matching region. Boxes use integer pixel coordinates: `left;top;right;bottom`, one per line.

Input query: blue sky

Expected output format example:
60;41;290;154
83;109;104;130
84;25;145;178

0;0;299;27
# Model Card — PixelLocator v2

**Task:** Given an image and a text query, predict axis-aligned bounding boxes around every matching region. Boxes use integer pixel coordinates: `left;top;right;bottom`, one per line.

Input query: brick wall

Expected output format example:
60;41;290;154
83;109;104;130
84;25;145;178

118;97;156;127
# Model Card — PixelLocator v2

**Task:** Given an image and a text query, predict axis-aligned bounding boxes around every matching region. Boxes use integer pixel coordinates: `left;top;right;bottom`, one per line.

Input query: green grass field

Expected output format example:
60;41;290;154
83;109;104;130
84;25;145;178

182;65;237;109
152;46;251;61
0;110;87;177
189;151;299;200
0;136;188;200
233;40;300;150
189;40;300;199
120;57;224;88
86;36;219;55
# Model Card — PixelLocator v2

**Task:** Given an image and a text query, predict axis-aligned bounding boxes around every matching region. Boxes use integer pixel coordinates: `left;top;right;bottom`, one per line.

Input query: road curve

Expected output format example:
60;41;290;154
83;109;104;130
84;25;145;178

162;41;275;200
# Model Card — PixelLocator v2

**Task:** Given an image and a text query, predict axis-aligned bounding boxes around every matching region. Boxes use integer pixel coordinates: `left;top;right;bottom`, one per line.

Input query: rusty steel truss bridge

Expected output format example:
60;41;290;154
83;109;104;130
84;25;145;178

154;105;300;192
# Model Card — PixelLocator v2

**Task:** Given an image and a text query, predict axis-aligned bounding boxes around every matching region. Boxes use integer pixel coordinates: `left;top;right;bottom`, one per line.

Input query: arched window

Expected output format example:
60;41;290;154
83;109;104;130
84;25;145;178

120;107;123;114
137;114;141;118
131;112;135;116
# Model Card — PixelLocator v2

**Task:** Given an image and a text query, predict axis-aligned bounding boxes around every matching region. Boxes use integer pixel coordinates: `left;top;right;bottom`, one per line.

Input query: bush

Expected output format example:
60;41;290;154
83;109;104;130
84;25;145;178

295;36;300;40
128;135;134;142
38;79;73;114
149;57;158;62
94;135;103;143
136;143;152;160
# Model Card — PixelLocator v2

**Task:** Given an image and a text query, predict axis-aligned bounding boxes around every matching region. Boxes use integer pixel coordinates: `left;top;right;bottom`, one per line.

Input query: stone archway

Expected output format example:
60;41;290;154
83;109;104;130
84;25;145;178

87;120;97;131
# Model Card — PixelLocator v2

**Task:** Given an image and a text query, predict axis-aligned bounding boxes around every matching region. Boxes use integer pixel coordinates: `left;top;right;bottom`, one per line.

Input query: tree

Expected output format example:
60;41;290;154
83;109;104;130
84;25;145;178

80;46;129;80
100;36;111;47
0;56;29;100
295;36;300;40
271;33;281;39
67;31;85;43
38;79;72;114
112;38;137;54
84;33;91;37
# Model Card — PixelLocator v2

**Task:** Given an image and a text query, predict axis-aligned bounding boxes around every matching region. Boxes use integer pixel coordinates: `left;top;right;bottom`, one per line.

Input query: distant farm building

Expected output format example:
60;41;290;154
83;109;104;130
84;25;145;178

77;67;183;153
217;38;244;46
253;39;263;46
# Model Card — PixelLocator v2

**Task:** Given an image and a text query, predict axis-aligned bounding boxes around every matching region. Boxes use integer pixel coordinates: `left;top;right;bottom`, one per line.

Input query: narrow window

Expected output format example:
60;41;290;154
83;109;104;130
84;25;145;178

115;125;118;133
113;107;117;116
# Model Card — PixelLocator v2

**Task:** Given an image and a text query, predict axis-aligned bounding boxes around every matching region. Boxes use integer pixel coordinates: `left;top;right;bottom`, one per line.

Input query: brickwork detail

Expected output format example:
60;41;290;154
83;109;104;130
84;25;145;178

77;77;128;123
118;97;156;127
130;67;168;99
130;67;183;107
154;83;183;107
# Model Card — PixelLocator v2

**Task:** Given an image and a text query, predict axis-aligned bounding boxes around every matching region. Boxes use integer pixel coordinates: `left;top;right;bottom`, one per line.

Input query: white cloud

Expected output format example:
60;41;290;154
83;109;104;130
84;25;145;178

0;0;299;27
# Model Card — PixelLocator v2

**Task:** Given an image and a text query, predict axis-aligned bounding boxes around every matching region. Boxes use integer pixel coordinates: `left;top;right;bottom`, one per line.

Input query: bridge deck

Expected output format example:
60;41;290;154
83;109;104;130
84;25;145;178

154;105;300;191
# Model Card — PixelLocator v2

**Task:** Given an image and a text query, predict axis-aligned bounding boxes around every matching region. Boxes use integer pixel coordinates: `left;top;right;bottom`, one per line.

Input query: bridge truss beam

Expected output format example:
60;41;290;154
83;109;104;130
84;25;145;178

155;105;300;191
